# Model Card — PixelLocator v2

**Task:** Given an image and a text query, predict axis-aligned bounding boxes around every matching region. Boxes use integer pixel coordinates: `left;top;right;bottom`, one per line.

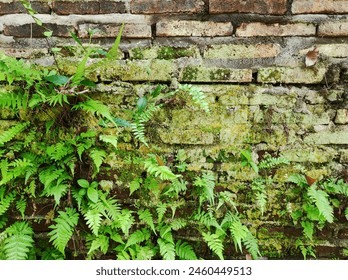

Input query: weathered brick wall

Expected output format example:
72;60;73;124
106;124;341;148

1;0;348;259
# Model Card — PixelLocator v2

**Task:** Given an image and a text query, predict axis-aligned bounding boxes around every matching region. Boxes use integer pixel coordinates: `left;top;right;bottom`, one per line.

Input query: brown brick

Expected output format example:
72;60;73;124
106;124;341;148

78;23;152;38
292;0;348;14
4;23;74;38
130;0;205;14
318;21;348;37
236;22;316;37
53;1;127;15
99;1;127;14
209;0;287;15
156;20;233;37
0;1;51;15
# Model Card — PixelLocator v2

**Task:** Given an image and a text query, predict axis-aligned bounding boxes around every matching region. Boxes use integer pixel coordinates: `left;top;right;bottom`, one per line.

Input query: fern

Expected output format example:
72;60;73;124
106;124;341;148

0;190;16;216
307;186;334;223
89;149;106;175
87;234;109;256
99;134;118;149
138;209;155;233
48;208;79;256
0;91;29;111
194;211;221;230
243;231;261;260
16;198;27;219
230;218;249;253
158;238;175;260
144;156;178;181
156;202;167;223
3;221;34;260
170;218;187;230
301;221;314;240
73;99;116;126
125;228;150;248
178;84;210;113
258;156;289;170
251;178;267;215
0;122;29;146
194;172;215;206
106;23;124;60
115;209;134;237
175;240;197;260
202;232;224;260
84;206;102;236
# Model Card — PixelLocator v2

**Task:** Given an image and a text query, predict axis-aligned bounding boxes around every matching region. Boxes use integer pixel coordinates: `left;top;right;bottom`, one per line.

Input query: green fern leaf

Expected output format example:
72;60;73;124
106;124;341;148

301;221;314;240
202;232;224;260
345;208;348;221
106;23;124;60
243;231;261;260
175;240;197;260
308;186;334;223
84;207;102;236
170;218;187;230
3;221;34;260
230;219;248;253
135;245;155;260
0;190;16;216
138;209;156;233
48;208;79;256
144;156;178;181
89;149;106;175
99;134;118;149
125;228;150;248
0;122;29;146
99;195;120;222
16;198;27;219
71;49;92;85
117;209;134;237
194;172;215;205
194;211;221;230
158;238;175;260
87;234;109;256
156;203;167;223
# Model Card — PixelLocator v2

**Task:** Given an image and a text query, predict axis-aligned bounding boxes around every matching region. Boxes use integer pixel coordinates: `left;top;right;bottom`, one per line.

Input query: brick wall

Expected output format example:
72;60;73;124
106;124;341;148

1;0;348;259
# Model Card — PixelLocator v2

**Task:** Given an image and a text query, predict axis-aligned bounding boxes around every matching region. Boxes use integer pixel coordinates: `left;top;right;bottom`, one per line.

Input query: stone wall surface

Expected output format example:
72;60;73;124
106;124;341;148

1;0;348;259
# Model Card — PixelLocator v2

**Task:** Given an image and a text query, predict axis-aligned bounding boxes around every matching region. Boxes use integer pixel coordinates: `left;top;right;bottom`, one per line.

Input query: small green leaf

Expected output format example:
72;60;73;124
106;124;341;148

69;31;83;47
87;187;99;203
45;75;69;85
137;96;147;112
43;31;53;37
77;179;89;188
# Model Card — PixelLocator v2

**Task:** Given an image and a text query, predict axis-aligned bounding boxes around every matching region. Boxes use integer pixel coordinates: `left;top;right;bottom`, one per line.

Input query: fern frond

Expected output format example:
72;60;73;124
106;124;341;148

130;122;147;145
308;186;334;223
301;220;314;240
0;122;29;146
106;23;124;60
0;190;16;216
243;231;261;260
3;221;34;260
230;218;248;253
194;172;215;206
156;202;167;223
99;195;120;222
144;156;178;181
115;209;134;237
0;91;29;111
258;156;289;170
171;178;187;194
138;209;155;233
202;232;224;260
175;240;197;260
158;238;175;260
99;134;118;149
48;208;79;256
84;207;102;236
179;84;210;113
16;198;27;219
87;234;109;256
89;149;106;175
194;211;221;230
125;228;150;248
170;218;187;231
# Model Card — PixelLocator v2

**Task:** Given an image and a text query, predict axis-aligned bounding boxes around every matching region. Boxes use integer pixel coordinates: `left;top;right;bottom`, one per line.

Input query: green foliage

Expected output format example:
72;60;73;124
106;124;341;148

48;208;79;256
202;232;224;260
1;221;34;260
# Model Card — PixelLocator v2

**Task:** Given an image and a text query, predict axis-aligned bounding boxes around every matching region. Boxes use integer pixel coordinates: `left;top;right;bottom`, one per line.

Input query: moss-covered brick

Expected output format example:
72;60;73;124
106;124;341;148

304;130;348;145
257;66;327;84
129;46;200;60
204;44;281;59
158;128;214;145
181;65;252;83
280;146;338;163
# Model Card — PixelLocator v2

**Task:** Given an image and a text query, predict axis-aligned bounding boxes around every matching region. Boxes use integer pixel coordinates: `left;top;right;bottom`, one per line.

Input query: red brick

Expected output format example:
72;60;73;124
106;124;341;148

318;21;348;37
209;0;287;15
53;1;127;15
3;23;74;38
292;0;348;14
156;20;233;37
236;22;316;37
130;0;205;14
78;23;152;38
0;1;51;15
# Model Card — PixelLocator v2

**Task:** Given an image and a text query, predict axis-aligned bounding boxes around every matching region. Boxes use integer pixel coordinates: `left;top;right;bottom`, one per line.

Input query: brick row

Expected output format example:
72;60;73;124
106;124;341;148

292;0;348;14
